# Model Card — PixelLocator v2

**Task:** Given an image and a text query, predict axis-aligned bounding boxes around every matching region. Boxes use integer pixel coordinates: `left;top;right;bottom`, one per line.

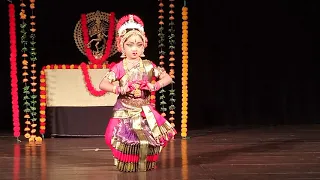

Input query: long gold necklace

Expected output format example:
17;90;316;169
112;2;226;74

123;58;145;98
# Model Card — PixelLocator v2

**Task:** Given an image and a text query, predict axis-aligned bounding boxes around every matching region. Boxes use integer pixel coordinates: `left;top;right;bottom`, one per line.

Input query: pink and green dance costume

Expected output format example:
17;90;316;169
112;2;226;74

104;60;176;172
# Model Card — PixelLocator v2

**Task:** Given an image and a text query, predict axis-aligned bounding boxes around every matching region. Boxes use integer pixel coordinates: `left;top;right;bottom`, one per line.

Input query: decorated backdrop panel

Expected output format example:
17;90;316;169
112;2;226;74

45;69;118;107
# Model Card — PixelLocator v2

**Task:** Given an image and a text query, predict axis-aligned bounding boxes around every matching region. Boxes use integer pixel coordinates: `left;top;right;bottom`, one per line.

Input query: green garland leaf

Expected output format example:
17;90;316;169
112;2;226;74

160;107;167;112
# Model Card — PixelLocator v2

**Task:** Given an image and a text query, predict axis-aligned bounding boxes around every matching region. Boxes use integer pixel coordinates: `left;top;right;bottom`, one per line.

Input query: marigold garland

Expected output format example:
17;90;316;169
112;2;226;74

158;0;167;117
168;0;176;128
80;62;116;96
8;3;20;139
181;3;188;138
19;0;33;139
28;0;40;142
80;12;115;65
150;77;157;107
39;68;47;136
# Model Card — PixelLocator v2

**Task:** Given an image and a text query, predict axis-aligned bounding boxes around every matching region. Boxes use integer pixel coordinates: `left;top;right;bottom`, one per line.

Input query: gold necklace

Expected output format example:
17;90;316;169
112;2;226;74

123;58;144;73
123;59;145;98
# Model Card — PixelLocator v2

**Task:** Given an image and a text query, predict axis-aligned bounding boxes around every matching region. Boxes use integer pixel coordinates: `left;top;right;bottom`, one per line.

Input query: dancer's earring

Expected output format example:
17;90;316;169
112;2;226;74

140;50;145;57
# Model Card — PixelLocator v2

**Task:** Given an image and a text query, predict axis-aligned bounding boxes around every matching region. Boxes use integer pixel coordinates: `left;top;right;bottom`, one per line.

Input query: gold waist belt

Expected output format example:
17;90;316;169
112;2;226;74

120;98;149;108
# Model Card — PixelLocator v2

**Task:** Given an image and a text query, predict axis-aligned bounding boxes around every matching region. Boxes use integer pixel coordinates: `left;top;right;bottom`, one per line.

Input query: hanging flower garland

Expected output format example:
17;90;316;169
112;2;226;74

8;3;20;139
80;63;106;96
39;68;47;137
158;0;167;117
181;2;189;138
80;12;115;65
168;0;176;128
28;0;40;142
150;77;156;107
19;0;33;139
80;62;115;96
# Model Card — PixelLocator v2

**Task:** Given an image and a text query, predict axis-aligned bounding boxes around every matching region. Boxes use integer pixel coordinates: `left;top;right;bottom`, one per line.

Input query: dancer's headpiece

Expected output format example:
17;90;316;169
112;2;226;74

115;14;148;53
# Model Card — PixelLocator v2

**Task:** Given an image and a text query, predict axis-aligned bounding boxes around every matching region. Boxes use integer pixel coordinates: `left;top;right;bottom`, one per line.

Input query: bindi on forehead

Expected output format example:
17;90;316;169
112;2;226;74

133;39;143;44
127;35;143;43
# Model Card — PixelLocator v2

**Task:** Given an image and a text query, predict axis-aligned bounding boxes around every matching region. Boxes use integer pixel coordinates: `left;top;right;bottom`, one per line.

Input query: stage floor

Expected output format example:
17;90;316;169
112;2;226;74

1;124;320;180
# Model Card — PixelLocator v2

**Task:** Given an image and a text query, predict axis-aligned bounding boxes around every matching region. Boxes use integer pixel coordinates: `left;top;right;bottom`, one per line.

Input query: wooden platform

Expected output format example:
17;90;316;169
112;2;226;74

1;125;320;180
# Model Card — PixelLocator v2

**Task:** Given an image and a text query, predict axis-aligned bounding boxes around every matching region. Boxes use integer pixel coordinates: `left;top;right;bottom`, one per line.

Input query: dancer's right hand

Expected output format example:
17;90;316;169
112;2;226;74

119;83;130;95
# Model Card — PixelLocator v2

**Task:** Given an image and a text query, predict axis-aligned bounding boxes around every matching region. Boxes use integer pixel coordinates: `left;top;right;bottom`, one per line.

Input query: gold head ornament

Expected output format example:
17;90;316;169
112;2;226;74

115;14;148;55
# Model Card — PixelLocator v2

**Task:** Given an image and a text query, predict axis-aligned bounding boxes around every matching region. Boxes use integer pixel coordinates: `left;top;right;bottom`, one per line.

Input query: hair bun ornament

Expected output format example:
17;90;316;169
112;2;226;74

116;14;145;36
